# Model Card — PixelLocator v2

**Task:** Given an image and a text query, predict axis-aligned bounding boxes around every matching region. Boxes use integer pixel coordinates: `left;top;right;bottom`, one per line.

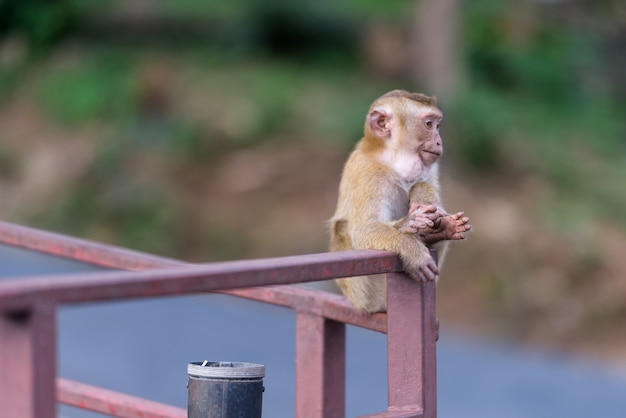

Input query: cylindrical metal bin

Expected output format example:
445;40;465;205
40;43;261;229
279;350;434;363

187;361;265;418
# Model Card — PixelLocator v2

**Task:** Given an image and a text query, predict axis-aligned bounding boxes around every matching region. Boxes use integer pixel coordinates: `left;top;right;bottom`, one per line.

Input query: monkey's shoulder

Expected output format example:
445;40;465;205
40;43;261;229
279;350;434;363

342;149;397;184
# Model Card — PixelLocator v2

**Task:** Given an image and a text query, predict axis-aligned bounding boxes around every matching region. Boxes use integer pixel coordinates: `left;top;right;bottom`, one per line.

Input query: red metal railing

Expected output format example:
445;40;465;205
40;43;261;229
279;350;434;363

0;221;437;418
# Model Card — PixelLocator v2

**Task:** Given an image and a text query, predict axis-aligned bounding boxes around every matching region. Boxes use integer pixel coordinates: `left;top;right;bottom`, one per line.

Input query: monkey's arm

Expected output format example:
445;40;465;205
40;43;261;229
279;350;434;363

393;181;444;235
405;180;471;242
352;220;439;282
333;210;440;282
334;160;439;282
347;178;440;282
403;180;470;266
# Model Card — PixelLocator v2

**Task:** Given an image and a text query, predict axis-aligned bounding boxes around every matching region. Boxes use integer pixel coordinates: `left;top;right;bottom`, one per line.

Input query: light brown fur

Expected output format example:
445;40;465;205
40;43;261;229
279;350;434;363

329;90;470;313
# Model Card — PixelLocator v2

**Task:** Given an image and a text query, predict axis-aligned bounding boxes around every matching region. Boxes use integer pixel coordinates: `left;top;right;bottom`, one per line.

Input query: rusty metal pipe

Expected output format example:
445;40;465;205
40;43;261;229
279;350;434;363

0;250;403;312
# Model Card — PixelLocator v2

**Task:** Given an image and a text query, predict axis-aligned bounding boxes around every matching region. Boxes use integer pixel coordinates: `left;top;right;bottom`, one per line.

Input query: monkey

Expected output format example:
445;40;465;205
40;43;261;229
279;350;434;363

329;90;471;313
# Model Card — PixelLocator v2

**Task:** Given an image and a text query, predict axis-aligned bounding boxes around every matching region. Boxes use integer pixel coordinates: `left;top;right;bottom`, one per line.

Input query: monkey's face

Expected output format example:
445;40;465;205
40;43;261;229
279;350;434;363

385;108;443;185
366;98;443;185
414;111;443;166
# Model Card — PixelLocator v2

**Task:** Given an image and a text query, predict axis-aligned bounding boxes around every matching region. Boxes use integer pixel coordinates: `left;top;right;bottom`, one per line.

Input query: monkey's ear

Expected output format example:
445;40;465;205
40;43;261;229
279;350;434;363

368;108;392;139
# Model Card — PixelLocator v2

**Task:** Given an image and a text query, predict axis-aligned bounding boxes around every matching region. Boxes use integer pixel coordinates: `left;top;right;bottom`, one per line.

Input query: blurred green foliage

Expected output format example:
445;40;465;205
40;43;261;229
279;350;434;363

156;0;413;21
32;49;386;147
457;0;625;169
451;0;626;231
0;0;106;50
36;53;138;125
1;0;625;254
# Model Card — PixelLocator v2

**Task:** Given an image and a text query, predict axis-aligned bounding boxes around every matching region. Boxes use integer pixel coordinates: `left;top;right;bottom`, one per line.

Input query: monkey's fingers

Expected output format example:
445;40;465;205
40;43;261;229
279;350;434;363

454;221;472;238
448;232;466;240
436;208;450;217
410;205;438;217
450;211;465;220
420;261;439;281
406;219;435;232
418;204;438;214
419;219;436;228
418;212;440;222
457;218;472;232
409;202;435;212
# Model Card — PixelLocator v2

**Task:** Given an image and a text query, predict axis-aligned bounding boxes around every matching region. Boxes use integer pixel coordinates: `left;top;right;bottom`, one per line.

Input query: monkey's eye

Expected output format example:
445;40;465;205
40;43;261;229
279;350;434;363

424;120;433;130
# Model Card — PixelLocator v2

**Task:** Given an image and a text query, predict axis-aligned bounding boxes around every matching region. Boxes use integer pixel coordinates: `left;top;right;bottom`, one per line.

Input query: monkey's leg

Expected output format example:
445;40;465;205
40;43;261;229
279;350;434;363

335;275;387;313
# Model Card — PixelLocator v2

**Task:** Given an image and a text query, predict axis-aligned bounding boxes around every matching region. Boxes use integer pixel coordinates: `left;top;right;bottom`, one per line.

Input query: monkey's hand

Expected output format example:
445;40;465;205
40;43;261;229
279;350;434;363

397;204;441;233
401;244;440;282
418;211;472;245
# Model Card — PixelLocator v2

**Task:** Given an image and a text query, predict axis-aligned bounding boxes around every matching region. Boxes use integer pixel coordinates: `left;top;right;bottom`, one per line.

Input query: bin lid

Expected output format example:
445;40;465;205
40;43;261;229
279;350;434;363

188;361;265;379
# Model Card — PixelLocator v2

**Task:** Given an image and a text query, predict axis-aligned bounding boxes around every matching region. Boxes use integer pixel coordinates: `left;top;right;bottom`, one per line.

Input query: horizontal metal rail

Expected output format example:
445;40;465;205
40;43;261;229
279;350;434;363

0;221;390;332
58;378;186;418
0;221;437;418
0;249;404;311
0;221;183;271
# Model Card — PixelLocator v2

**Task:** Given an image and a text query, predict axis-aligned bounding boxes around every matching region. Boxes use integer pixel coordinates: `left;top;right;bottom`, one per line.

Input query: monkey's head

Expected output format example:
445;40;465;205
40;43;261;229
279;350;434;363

364;90;443;185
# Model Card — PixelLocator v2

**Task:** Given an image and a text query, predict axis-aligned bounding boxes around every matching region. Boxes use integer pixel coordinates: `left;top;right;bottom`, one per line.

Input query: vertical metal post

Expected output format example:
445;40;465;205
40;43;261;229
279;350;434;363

295;312;346;418
0;301;57;418
386;273;437;418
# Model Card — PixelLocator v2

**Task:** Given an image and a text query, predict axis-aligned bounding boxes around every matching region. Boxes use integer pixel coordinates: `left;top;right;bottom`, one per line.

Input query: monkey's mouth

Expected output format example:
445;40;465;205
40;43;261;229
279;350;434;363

422;150;441;157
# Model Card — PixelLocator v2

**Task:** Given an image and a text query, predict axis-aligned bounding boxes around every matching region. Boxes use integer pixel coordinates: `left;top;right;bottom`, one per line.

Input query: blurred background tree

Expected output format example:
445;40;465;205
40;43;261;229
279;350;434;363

1;0;626;360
